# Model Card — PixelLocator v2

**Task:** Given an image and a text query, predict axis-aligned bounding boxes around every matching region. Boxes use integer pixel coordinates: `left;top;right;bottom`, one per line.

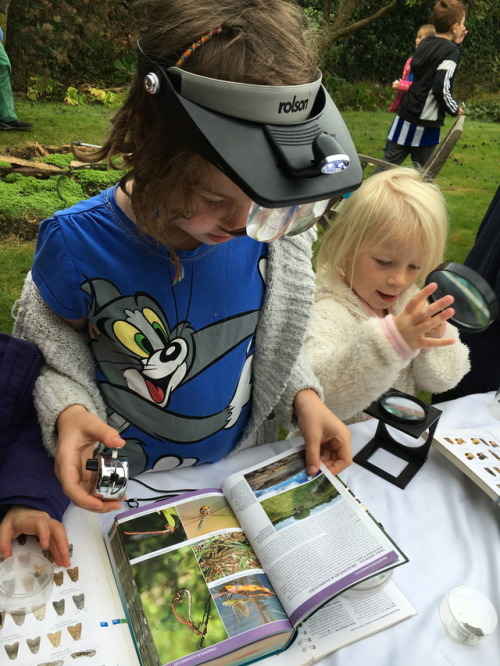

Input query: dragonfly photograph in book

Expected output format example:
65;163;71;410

211;572;288;638
129;534;285;663
176;496;241;539
118;507;187;559
131;543;227;661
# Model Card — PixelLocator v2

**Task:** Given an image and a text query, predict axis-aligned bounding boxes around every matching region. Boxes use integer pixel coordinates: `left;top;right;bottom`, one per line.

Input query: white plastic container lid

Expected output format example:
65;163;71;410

439;585;498;645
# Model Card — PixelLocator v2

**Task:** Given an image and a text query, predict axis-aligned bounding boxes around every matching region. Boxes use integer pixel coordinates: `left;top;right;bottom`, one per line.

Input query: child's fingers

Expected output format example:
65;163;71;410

49;521;71;568
420;335;456;348
34;516;51;549
0;521;14;559
404;282;438;313
426;294;454;317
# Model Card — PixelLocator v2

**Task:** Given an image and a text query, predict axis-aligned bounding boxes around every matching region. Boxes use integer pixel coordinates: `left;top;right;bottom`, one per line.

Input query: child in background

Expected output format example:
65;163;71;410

304;168;470;424
13;0;355;513
380;0;467;169
0;334;70;565
387;24;436;112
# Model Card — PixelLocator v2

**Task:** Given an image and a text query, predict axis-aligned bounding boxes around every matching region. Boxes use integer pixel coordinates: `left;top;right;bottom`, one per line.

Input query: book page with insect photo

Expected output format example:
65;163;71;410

106;489;294;666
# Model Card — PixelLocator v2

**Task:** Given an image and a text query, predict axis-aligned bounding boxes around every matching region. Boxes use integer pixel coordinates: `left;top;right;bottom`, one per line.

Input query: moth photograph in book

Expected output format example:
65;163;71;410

433;427;500;502
105;445;416;666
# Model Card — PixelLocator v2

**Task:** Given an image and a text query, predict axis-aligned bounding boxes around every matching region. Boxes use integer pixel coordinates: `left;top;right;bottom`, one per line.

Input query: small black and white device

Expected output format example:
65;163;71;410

85;449;129;500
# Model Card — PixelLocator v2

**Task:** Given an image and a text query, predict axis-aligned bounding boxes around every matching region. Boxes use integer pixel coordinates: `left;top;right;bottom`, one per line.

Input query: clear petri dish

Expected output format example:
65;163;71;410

0;552;54;613
343;570;393;597
439;585;498;645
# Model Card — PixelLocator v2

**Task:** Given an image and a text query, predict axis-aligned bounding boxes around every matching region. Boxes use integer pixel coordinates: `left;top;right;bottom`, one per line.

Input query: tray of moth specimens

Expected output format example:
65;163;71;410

0;505;136;666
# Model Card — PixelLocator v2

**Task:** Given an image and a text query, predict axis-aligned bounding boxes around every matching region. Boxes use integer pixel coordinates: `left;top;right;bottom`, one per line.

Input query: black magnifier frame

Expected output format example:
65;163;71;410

353;389;442;489
425;262;499;333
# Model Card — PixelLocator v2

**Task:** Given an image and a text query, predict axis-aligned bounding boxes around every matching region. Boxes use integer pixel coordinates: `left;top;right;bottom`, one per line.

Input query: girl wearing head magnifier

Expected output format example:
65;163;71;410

13;0;361;514
305;167;470;425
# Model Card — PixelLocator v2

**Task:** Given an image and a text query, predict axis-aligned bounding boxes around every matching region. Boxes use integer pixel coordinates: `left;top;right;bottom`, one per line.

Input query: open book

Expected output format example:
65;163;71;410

433;427;500;503
105;445;416;666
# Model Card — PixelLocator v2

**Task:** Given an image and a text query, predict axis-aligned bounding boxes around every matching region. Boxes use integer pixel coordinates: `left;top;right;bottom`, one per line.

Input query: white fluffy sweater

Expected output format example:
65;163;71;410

304;278;470;424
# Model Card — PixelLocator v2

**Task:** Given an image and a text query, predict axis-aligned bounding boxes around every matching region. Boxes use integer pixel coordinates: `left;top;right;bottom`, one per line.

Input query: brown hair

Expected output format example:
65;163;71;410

431;0;466;34
81;0;318;245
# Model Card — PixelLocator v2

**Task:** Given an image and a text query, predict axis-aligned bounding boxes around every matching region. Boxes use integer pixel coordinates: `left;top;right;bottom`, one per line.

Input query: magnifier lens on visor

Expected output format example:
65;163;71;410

246;199;330;242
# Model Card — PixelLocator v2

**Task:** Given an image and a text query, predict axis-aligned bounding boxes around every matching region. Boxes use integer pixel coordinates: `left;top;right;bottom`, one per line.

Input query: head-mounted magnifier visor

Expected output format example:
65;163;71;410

138;51;363;217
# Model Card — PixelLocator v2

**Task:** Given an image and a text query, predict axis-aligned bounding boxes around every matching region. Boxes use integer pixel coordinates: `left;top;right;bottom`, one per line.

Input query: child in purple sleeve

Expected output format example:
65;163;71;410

0;334;70;566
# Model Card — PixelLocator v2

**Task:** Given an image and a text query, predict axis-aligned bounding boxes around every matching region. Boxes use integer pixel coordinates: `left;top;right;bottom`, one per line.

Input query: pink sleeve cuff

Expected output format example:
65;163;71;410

380;314;419;361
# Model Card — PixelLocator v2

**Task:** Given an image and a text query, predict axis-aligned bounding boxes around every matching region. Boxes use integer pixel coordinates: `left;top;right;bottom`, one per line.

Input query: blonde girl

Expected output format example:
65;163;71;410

305;167;470;424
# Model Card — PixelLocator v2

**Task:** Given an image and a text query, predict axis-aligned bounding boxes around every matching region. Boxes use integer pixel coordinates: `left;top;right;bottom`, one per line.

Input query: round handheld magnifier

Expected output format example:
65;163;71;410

425;262;499;333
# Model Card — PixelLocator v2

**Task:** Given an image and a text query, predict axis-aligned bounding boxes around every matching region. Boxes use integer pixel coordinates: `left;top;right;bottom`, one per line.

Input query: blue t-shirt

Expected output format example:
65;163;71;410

33;187;267;475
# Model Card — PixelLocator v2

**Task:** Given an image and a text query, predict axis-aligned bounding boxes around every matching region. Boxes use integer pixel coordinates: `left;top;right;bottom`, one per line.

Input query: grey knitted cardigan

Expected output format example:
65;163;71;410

13;228;323;458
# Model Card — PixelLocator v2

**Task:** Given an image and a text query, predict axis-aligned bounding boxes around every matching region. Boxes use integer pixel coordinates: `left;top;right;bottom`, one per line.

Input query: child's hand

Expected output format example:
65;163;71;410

55;405;125;513
0;506;70;567
391;79;401;90
394;282;456;351
294;389;352;476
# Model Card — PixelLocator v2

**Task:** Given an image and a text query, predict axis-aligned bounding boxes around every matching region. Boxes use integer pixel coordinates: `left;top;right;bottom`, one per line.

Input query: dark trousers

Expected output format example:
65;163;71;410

378;140;436;170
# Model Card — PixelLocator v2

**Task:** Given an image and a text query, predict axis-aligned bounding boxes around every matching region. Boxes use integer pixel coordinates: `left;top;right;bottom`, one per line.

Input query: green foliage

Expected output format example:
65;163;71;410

40;153;74;169
113;53;137;85
7;0;136;92
65;85;124;108
0;158;125;240
465;98;500;123
64;86;88;107
27;75;62;102
3;0;498;104
0;175;83;236
325;76;391;111
73;166;126;196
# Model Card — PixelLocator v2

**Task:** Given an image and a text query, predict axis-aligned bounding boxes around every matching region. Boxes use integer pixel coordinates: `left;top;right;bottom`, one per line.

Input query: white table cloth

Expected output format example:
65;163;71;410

100;392;500;666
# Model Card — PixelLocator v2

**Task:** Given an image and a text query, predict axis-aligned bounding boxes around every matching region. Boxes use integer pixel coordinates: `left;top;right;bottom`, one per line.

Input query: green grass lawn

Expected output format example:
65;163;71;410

0;100;498;334
0;99;114;150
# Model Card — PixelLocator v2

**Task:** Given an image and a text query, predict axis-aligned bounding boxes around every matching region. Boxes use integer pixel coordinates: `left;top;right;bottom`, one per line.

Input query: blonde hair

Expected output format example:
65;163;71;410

417;24;436;39
79;0;318;245
316;168;448;290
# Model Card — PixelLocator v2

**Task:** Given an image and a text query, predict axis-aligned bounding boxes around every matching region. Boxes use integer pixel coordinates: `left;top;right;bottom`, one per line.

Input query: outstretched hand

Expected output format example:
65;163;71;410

0;506;70;567
55;405;126;513
294;390;352;477
394;282;456;351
